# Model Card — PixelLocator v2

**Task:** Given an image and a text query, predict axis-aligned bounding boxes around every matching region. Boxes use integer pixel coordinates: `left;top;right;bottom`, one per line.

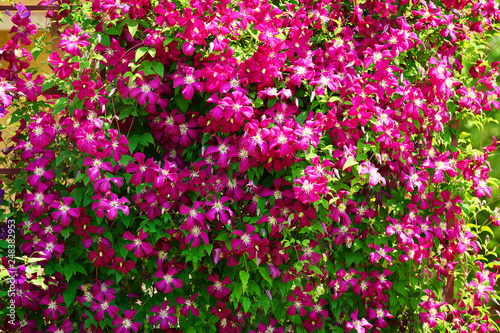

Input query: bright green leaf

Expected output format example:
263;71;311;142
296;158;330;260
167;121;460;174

53;97;69;116
240;271;250;291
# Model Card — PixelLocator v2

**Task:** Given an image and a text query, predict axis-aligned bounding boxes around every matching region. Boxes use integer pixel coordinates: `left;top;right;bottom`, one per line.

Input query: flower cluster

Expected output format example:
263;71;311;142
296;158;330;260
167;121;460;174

1;0;500;332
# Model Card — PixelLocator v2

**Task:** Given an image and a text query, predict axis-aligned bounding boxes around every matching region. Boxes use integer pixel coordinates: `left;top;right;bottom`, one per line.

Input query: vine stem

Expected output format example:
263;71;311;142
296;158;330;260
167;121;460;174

126;276;133;308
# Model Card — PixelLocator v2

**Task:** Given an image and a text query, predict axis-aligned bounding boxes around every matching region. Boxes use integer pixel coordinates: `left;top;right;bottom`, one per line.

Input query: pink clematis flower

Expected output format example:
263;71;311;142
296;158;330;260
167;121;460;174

154;267;183;293
125;152;160;186
59;23;91;56
40;294;67;320
111;310;142;333
129;73;160;105
345;309;373;333
359;161;386;186
91;192;130;220
50;197;80;226
207;274;231;299
150;301;178;329
123;228;153;258
91;293;119;321
172;66;203;100
89;241;115;267
175;294;200;316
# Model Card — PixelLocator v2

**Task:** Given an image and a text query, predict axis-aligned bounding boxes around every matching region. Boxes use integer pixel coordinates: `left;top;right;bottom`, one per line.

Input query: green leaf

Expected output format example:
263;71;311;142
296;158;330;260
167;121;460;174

240;271;250;291
106;26;122;35
257;197;268;215
128;21;139;37
32;46;43;61
129;135;139;153
41;79;55;93
135;47;148;62
257;266;272;287
242;297;251;313
343;157;358;171
295;111;308;125
100;33;110;47
72;187;84;206
74;264;86;274
176;94;189;113
63;279;79;307
480;226;495;237
152;62;164;77
253;98;263;108
64;264;76;281
56;153;67;166
233;283;243;301
141;132;154;144
53;97;69;116
267;98;277;108
309;265;324;276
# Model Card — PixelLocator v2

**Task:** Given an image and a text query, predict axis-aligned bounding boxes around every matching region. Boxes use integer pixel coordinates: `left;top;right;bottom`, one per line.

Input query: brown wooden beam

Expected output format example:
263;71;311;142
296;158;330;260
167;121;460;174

0;168;20;175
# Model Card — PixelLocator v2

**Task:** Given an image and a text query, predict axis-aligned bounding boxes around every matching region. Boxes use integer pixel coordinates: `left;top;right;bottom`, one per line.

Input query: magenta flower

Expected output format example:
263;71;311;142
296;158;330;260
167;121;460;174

294;176;326;204
368;243;395;266
125;152;160;186
231;224;261;251
48;52;78;79
110;257;135;275
37;233;65;260
50;197;80;226
92;192;130;220
123;228;153;258
172;66;203;100
176;294;200;317
111;310;141;333
359;161;386;187
25;157;55;188
153;267;183;293
179;201;205;230
0;80;16;108
16;72;43;101
10;5;38;45
73;75;96;100
219;90;254;122
129;73;160;105
150;301;178;329
83;153;114;181
46;319;72;333
207;274;231;299
103;129;129;162
286;286;312;317
40;294;67;320
257;318;284;333
182;222;209;247
345;309;373;333
89;241;115;267
205;195;233;224
91;293;119;321
418;290;446;328
367;303;393;328
59;23;91;56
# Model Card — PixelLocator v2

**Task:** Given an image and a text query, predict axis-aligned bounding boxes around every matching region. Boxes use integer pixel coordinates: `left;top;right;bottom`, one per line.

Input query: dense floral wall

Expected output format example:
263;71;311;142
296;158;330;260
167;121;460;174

1;0;500;332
